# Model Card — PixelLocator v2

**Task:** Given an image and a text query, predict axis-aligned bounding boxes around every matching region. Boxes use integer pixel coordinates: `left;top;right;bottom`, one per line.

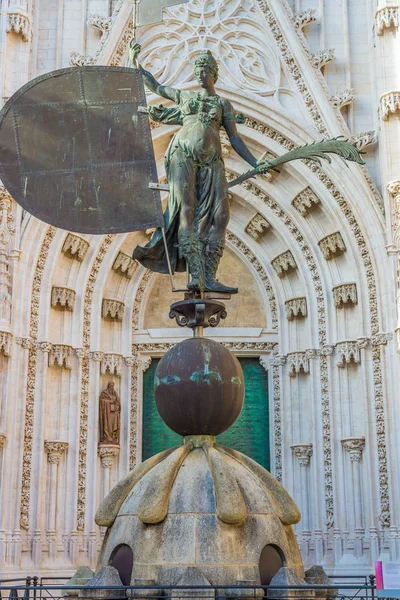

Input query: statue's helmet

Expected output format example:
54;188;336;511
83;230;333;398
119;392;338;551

194;49;219;82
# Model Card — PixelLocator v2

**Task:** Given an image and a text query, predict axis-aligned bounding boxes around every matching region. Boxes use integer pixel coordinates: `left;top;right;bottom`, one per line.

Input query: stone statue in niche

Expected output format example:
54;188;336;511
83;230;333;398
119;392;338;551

99;381;121;445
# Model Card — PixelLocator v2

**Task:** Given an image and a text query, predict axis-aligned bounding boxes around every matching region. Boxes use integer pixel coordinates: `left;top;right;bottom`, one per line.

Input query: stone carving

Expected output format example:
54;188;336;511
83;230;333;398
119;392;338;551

333;283;358;307
329;89;355;109
292;187;320;216
381;92;400;120
6;11;31;42
291;444;313;466
77;235;113;531
319;232;346;259
272;250;297;277
294;8;317;29
245;213;271;241
99;382;121;445
376;7;399;35
112;252;137;279
269;355;286;367
62;233;89;261
102;299;125;321
350;131;378;150
285;297;307;320
0;434;5;448
90;351;104;362
69;52;96;67
0;331;11;356
371;333;394;346
48;344;73;369
310;49;336;70
272;363;282;481
336;342;361;367
51;287;76;311
20;225;56;530
287;350;315;377
87;14;112;34
0;237;11;324
44;441;68;464
101;354;123;376
341;437;365;462
98;444;120;468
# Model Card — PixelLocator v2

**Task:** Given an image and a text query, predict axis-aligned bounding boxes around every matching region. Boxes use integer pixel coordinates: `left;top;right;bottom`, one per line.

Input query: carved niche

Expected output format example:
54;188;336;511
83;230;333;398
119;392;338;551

112;252;137;279
318;232;346;259
102;299;125;321
271;250;297;277
292;187;320;216
245;214;271;241
332;283;358;307
51;287;76;311
285;297;307;320
62;233;90;261
310;49;336;69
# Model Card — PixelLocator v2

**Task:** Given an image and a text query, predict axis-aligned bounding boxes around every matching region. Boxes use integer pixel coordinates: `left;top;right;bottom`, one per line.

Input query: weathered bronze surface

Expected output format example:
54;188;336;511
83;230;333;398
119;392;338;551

0;66;163;234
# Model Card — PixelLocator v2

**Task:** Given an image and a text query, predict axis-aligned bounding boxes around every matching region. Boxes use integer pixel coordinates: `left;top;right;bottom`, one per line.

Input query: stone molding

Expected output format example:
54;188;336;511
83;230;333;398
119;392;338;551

98;444;120;468
376;7;399;35
285;297;307;320
112;252;137;279
381;92;400;120
44;441;68;464
350;130;378;150
245;213;271;241
70;52;96;66
87;14;112;34
329;89;355;110
271;250;297;277
292;187;320;216
333;283;358;307
62;233;89;261
6;10;31;42
319;232;346;259
48;344;73;369
293;8;317;29
102;299;125;321
291;443;313;466
341;437;365;462
51;287;76;311
0;331;12;356
100;353;123;376
287;350;315;377
310;49;336;69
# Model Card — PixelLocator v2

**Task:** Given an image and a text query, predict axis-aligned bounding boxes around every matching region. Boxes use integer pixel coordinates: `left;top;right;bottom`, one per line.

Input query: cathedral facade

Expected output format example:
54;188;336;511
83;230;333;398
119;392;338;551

0;0;399;577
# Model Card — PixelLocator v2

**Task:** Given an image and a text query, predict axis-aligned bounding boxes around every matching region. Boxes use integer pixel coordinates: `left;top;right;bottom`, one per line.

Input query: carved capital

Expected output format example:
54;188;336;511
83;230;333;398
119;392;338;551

287;350;314;377
62;233;89;261
294;8;317;29
100;353;123;376
87;14;112;33
6;10;31;42
141;357;152;372
291;443;313;466
124;356;140;368
0;434;6;449
113;252;137;279
39;341;53;353
376;7;399;35
319;232;346;259
48;345;73;369
75;348;89;360
51;287;76;311
70;52;95;67
102;299;125;321
336;341;361;367
341;437;365;462
350;131;378;151
285;297;307;320
311;48;335;69
269;354;286;367
90;351;104;362
333;283;358;307
98;444;120;468
292;187;320;216
329;89;355;110
271;250;297;277
381;92;400;120
0;331;12;356
245;213;271;241
387;180;400;199
44;441;68;464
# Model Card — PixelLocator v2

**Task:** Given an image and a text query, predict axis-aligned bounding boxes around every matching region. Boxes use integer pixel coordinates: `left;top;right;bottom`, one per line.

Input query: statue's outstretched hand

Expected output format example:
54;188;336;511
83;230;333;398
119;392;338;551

129;40;142;66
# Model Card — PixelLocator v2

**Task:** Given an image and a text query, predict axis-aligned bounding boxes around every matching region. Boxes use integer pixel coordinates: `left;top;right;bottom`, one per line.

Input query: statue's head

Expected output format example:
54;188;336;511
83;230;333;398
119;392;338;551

108;380;115;389
194;50;219;85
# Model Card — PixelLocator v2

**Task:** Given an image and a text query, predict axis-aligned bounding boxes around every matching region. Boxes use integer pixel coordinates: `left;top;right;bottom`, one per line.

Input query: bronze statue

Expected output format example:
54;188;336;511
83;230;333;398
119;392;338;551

99;381;121;445
130;42;269;294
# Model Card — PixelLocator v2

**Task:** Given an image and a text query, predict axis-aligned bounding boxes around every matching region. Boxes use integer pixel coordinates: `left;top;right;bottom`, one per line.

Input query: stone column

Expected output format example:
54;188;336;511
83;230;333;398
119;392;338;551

44;441;68;559
291;443;313;560
387;181;400;351
98;445;120;499
341;437;365;558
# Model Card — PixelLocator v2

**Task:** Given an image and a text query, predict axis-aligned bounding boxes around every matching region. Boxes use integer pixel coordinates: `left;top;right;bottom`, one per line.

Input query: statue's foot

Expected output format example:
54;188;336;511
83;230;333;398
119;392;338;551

205;279;238;294
188;278;201;291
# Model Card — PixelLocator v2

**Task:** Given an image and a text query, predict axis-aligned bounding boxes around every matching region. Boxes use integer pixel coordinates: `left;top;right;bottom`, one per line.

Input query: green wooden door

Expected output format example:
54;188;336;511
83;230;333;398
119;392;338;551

142;356;270;469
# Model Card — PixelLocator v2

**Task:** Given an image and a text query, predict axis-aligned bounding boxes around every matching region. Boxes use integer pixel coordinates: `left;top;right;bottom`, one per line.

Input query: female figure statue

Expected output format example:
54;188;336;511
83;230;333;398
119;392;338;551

130;42;267;294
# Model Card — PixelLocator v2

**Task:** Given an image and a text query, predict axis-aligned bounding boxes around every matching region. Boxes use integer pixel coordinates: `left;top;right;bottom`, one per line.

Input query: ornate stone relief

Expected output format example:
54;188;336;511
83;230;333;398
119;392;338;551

6;10;31;42
51;287;76;311
285;297;307;320
271;250;297;277
333;283;358;307
375;7;399;35
44;441;68;464
291;443;313;466
0;434;5;448
100;354;123;376
113;252;137;279
69;52;96;67
48;345;73;369
62;233;89;261
0;331;12;356
293;9;317;30
102;299;125;321
336;341;361;367
0;238;12;325
381;92;400;120
245;213;271;241
329;89;355;110
292;187;320;216
318;232;346;259
98;444;120;468
341;437;365;461
350;131;378;151
310;49;336;70
287;350;315;377
87;14;113;34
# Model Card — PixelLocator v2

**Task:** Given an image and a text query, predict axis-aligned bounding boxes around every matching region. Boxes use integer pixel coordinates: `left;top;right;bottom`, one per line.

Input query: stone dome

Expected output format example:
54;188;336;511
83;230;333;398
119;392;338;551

95;439;303;589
